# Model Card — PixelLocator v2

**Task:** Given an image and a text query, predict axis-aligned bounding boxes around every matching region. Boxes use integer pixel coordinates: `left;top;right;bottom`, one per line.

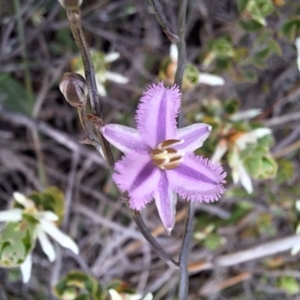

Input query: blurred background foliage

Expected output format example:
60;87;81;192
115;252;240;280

1;0;300;299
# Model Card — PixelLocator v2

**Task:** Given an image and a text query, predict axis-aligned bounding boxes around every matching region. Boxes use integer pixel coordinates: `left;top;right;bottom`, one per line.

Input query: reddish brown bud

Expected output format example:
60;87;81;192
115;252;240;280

59;72;87;108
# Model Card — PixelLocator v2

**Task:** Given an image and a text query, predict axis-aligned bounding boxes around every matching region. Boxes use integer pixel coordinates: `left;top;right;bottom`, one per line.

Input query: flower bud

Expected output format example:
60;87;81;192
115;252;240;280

59;72;88;108
241;146;277;180
57;0;83;10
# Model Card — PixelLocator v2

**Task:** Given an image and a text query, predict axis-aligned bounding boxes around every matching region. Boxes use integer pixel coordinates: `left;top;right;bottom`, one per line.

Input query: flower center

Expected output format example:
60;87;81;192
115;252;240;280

151;139;183;170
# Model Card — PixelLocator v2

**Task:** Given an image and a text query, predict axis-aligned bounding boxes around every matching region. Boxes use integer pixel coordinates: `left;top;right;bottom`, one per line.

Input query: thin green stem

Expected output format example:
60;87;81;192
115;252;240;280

178;202;194;299
174;0;187;88
173;1;194;299
13;0;34;111
151;0;193;296
14;0;47;188
65;7;178;269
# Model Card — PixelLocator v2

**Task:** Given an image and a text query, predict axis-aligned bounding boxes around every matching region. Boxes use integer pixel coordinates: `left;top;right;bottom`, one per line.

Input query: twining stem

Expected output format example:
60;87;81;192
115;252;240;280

174;0;187;88
151;0;191;297
148;0;180;43
65;7;178;269
67;9;115;169
178;202;194;299
174;0;192;299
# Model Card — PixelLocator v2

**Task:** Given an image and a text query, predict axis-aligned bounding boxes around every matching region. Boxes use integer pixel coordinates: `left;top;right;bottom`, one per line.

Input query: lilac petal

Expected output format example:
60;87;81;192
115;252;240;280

113;152;161;210
153;173;177;234
135;82;181;148
175;123;212;153
166;154;226;202
101;124;148;154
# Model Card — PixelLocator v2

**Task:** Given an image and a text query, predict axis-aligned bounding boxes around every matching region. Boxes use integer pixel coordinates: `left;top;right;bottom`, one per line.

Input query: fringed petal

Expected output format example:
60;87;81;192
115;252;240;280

135;82;181;148
175;123;211;153
166;154;226;202
153;173;177;234
101;124;148;154
113;152;161;210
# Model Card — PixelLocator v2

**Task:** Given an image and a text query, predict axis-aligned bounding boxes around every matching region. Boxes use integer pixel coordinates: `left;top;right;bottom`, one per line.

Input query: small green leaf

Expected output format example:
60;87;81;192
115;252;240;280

239;20;264;32
237;0;250;12
224;99;240;115
183;63;199;89
53;271;103;300
253;47;271;62
275;159;294;183
0;74;33;115
28;187;65;223
277;276;300;295
281;18;300;41
204;233;225;250
240;69;258;82
0;221;36;268
209;37;234;59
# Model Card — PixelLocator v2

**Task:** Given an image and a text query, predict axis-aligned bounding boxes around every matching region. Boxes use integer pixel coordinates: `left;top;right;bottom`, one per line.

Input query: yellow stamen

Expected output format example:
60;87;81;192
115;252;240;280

151;139;184;170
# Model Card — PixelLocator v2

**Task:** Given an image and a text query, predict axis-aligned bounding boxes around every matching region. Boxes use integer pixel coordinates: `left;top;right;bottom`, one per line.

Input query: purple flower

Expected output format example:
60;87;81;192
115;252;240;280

101;82;226;233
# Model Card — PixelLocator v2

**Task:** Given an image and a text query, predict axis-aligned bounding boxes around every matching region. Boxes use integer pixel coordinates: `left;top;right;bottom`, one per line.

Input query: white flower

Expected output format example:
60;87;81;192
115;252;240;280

198;73;225;86
75;51;129;97
0;192;79;283
234;128;272;150
170;44;225;86
229;148;253;194
212;124;272;194
229;109;262;122
109;289;153;300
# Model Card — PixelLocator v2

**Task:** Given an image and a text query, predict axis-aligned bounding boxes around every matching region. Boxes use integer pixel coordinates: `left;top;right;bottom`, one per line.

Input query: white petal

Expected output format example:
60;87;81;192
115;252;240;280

126;295;143;300
109;289;123;300
104;52;120;63
238;162;253;194
229;149;240;184
170;43;178;62
0;208;23;222
295;36;300;72
198;73;225;86
96;80;107;96
39;219;79;254
291;243;300;256
38;211;59;222
211;140;228;162
37;227;56;262
13;192;33;208
105;71;129;84
236;128;272;149
20;254;32;283
142;294;153;300
230;109;262;121
296;200;300;212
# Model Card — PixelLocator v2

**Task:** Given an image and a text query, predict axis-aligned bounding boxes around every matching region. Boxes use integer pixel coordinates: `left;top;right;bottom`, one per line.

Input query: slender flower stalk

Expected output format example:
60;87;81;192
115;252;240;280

60;1;179;269
101;82;226;233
